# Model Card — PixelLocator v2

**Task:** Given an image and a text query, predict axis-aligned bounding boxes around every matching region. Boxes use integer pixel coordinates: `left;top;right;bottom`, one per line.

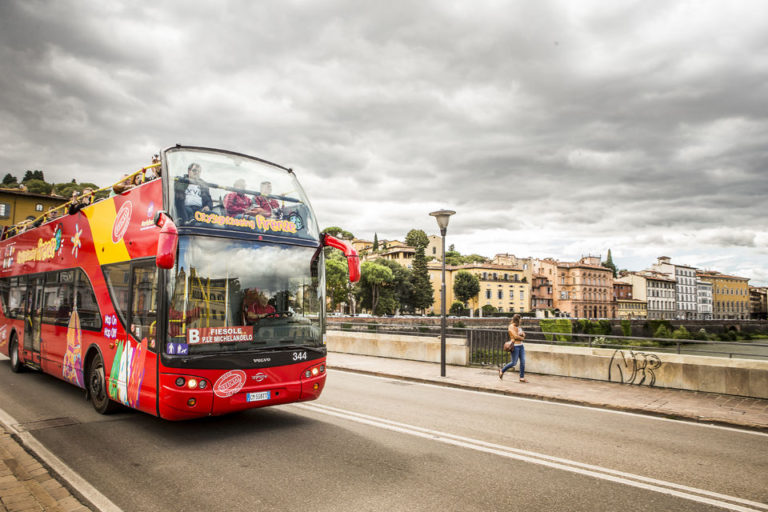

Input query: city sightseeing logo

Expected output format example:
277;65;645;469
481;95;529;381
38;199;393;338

193;211;297;234
112;201;133;243
16;225;64;265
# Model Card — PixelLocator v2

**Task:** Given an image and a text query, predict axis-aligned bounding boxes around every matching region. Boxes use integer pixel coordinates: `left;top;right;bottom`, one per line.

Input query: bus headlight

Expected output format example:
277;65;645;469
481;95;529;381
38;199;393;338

187;379;198;389
302;363;326;380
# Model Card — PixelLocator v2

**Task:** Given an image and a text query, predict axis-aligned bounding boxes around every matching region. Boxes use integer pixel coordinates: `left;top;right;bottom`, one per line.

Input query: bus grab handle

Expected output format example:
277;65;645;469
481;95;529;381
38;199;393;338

154;211;178;269
322;234;361;283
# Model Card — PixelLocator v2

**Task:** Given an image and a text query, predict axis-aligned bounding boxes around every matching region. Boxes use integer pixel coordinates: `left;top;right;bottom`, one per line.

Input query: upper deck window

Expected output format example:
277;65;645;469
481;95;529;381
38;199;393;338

166;148;319;241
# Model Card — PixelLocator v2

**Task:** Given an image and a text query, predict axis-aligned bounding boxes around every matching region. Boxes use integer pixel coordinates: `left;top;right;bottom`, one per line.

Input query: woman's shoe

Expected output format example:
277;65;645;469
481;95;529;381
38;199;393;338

498;368;503;380
519;378;527;383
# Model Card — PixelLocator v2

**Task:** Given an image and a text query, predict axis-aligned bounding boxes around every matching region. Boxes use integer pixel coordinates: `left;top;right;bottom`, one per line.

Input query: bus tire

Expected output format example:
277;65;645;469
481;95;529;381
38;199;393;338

87;354;119;414
9;335;24;373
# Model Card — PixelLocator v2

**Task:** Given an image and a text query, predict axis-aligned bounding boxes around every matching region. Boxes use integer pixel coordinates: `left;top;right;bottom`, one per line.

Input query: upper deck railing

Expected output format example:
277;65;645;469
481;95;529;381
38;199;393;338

1;162;161;240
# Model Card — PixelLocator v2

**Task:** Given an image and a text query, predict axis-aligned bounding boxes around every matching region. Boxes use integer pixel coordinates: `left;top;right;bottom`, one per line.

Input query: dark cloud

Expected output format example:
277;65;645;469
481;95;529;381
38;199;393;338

0;0;766;283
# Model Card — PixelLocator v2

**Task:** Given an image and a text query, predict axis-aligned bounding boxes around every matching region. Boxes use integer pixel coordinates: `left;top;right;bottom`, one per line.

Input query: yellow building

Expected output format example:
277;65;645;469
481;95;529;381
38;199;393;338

617;299;647;319
0;189;68;229
697;271;751;320
428;262;530;315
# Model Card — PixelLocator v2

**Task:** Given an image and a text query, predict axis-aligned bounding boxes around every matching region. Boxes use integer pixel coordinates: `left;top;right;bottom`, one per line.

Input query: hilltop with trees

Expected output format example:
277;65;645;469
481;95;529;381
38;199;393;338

2;170;106;200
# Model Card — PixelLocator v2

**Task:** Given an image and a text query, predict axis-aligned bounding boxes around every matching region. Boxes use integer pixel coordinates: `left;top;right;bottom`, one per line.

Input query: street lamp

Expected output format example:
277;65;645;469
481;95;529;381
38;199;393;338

430;209;455;377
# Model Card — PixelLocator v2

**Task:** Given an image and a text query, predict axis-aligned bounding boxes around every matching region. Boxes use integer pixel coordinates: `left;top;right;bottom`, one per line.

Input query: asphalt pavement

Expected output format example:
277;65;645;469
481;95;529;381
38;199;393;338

1;351;767;511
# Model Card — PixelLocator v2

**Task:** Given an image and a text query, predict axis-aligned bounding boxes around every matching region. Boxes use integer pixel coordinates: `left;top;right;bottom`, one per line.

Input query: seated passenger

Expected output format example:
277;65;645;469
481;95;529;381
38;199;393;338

223;179;253;217
174;163;212;223
251;181;281;218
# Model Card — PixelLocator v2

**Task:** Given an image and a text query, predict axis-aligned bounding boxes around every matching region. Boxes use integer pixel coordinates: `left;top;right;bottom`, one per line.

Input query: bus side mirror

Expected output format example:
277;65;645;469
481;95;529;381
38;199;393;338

154;211;178;269
322;234;361;283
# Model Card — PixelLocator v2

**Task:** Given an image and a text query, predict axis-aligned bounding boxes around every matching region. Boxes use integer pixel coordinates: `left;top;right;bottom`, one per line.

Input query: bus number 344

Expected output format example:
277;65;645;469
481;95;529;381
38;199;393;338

292;352;307;361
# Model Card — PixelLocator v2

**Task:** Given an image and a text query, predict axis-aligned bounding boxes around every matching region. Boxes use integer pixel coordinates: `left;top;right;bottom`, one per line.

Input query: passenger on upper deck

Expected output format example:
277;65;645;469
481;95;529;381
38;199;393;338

223;179;253;217
68;188;94;214
111;174;133;196
174;162;212;223
251;181;281;218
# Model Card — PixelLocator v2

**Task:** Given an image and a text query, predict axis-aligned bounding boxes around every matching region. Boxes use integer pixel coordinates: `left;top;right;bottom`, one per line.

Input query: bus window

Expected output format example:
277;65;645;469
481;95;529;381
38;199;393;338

42;271;75;326
74;269;101;330
103;263;131;328
166;148;319;240
0;278;8;316
130;264;158;347
8;276;26;319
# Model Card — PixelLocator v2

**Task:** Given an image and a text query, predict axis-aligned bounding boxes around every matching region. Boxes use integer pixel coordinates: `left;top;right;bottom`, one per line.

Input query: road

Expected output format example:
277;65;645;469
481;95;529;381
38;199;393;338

1;359;767;511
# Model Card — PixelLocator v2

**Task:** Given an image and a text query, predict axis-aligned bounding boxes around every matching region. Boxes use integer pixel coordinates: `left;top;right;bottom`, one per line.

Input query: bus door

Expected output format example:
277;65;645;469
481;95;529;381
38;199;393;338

23;275;44;365
103;259;159;413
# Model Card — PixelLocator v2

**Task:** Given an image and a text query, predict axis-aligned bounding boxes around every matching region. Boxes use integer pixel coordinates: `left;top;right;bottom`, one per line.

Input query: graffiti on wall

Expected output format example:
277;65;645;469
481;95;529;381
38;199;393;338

608;349;662;386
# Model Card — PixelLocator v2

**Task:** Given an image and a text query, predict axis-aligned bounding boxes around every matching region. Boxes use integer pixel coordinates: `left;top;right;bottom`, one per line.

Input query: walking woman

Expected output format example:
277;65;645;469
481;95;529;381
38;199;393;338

499;314;527;382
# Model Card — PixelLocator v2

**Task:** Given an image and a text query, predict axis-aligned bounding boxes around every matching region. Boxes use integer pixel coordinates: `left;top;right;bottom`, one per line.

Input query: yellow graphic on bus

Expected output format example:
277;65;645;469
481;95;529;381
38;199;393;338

83;199;131;265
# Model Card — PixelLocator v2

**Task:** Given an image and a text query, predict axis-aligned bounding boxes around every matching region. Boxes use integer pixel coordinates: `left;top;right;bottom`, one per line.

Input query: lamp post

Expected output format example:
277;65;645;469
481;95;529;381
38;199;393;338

430;209;455;377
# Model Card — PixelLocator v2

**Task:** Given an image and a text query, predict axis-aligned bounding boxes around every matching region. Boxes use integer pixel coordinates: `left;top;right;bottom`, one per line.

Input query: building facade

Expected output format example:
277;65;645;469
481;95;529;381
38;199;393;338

749;286;767;320
553;256;615;318
0;189;68;229
697;271;750;319
616;271;675;320
617;299;647;319
427;262;530;315
696;278;713;320
651;256;698;319
531;275;553;312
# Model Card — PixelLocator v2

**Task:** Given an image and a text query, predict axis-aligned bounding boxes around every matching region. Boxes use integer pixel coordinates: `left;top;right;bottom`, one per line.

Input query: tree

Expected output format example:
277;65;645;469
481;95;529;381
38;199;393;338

378;259;414;314
405;229;429;249
322;226;354;240
602;249;617;278
358;262;394;314
325;254;351;311
23;170;44;182
23;179;53;195
409;243;434;313
481;304;497;316
373;233;379;251
453;271;480;307
449;301;466;316
2;173;17;186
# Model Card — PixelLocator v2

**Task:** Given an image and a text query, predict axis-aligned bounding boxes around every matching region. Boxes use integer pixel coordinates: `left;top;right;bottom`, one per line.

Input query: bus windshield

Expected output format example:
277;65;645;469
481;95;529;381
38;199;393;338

166;148;319;241
166;236;324;355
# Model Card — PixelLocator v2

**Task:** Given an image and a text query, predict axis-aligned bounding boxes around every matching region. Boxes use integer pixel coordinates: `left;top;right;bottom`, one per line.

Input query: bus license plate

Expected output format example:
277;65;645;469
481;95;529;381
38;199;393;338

247;391;271;402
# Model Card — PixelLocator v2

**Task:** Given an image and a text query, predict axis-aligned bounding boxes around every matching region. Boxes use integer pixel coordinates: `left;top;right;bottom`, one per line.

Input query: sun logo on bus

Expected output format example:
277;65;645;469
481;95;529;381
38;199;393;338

71;224;83;258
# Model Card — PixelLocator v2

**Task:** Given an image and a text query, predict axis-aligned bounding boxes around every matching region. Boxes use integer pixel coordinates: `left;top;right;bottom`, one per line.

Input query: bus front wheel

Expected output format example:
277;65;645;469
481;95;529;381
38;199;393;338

88;354;119;414
9;336;24;373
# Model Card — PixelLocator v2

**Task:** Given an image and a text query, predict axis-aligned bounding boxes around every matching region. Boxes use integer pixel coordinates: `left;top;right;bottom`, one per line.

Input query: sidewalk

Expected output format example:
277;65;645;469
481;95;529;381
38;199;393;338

0;425;91;512
327;351;768;431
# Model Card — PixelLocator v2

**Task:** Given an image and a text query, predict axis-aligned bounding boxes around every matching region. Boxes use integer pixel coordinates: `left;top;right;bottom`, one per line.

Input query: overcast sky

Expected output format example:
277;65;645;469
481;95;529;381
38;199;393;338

1;1;766;284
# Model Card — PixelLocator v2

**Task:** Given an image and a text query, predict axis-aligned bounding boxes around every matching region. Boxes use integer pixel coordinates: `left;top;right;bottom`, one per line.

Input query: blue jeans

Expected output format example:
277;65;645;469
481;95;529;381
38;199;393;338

501;344;525;378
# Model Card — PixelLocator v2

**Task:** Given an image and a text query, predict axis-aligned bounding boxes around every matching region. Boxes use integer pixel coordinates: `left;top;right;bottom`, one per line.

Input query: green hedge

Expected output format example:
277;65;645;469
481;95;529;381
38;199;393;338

539;319;573;342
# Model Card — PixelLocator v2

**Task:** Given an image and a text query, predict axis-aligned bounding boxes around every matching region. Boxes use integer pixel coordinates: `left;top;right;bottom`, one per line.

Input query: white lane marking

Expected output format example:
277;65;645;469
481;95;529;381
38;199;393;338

0;406;123;512
292;402;768;512
329;368;768;438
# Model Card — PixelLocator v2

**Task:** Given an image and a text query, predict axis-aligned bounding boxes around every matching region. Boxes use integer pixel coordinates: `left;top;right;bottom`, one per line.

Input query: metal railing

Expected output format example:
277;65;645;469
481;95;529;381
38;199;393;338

326;322;768;366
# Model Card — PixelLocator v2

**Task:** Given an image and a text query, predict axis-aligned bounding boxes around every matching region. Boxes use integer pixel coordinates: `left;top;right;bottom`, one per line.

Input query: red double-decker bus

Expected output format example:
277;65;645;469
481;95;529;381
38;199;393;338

0;146;359;420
